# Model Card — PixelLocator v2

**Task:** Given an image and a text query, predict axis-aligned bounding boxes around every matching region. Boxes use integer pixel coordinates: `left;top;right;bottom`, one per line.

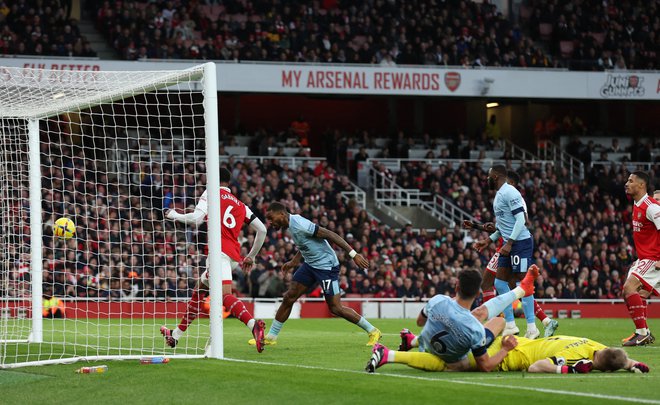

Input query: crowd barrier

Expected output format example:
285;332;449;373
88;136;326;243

3;298;659;319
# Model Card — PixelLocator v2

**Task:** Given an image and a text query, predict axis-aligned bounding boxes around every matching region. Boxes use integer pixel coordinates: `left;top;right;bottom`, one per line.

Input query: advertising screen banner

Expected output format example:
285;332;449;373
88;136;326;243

2;57;659;100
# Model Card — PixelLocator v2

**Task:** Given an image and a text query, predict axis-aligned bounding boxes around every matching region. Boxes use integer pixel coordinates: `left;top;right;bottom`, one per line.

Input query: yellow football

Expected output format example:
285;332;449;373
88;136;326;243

53;217;76;240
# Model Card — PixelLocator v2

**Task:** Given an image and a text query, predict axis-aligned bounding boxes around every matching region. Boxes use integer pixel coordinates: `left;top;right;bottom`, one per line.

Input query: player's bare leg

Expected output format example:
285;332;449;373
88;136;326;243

326;294;381;345
253;281;307;345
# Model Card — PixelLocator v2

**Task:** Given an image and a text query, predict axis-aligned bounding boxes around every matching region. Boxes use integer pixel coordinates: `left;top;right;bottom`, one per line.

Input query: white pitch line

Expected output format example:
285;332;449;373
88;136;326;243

223;357;660;405
465;374;658;380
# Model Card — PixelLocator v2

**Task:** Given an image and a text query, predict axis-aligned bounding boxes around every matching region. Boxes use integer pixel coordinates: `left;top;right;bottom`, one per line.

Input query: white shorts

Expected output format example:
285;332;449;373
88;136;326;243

627;259;660;296
486;252;500;275
201;253;238;287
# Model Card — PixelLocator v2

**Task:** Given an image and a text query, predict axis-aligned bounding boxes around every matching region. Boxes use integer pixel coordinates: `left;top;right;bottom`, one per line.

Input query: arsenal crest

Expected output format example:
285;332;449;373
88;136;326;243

444;72;461;92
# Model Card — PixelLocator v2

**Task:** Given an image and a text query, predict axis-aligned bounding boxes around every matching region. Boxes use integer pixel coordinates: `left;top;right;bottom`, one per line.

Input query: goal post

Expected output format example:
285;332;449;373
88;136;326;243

0;62;222;367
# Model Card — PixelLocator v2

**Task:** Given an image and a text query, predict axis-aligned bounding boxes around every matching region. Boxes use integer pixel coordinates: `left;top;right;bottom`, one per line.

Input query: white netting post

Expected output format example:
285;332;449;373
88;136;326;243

28;118;43;344
0;62;220;368
202;62;223;360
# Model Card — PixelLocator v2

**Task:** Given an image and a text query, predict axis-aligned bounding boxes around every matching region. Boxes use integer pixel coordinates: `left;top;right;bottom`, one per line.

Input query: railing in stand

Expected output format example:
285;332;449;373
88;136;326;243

340;180;367;211
590;160;657;172
504;139;538;162
369;166;474;227
220;155;326;169
537;140;585;181
366;157;554;174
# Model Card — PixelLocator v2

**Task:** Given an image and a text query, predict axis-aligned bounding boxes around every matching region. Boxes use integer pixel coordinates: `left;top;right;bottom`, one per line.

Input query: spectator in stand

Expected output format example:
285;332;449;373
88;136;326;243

1;2;94;57
290;115;310;147
375;279;397;298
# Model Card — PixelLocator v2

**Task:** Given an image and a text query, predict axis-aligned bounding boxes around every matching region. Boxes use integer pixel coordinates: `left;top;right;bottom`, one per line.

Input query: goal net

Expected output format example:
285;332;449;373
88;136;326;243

0;63;224;367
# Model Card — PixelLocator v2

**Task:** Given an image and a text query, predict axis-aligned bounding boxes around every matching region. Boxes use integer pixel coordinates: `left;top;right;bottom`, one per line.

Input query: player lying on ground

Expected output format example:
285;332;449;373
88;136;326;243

621;175;660;347
160;168;268;352
367;332;649;374
365;265;538;373
249;201;380;347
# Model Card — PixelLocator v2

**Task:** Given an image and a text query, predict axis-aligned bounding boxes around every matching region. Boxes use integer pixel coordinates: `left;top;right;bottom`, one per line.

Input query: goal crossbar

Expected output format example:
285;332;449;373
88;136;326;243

0;65;205;119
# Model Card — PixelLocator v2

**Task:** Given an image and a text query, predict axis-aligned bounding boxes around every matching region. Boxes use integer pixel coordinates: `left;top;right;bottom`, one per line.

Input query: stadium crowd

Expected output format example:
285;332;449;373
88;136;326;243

86;0;659;70
2;0;658;70
0;0;97;57
3;131;656;305
526;0;660;70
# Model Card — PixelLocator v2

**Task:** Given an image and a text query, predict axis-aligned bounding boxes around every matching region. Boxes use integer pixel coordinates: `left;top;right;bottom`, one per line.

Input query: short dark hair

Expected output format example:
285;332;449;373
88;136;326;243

267;201;287;213
653;189;660;196
457;268;482;299
220;167;232;183
631;171;650;187
507;170;521;185
491;165;507;178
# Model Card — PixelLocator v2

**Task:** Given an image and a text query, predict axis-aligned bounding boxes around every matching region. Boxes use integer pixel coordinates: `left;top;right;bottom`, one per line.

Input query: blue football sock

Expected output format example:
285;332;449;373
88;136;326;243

484;290;518;320
267;320;283;338
494;278;514;322
522;294;536;326
357;317;376;333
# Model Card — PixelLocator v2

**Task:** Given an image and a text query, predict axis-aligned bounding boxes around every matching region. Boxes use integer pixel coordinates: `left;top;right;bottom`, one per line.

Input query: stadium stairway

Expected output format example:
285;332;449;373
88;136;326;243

366;195;444;229
78;20;117;60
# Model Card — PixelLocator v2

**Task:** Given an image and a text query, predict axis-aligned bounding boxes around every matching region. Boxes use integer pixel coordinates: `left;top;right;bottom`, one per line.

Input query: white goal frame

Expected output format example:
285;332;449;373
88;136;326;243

0;62;223;367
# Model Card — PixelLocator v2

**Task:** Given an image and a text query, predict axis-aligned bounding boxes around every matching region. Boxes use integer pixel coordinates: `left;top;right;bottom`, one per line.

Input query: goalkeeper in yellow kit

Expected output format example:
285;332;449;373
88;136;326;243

367;332;650;374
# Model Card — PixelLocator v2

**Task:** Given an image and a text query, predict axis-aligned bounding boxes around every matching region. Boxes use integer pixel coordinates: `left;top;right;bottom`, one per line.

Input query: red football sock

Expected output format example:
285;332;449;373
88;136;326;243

178;289;207;332
535;301;548;322
642;298;648;320
482;288;496;303
625;293;648;330
223;294;253;327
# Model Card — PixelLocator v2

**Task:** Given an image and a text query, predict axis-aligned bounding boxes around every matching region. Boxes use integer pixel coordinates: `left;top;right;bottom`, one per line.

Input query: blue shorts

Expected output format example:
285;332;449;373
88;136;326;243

292;263;340;296
498;238;534;273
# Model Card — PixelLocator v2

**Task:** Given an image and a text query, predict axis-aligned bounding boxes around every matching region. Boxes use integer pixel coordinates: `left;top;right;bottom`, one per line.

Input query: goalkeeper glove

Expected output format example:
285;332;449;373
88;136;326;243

630;362;650;374
559;359;593;374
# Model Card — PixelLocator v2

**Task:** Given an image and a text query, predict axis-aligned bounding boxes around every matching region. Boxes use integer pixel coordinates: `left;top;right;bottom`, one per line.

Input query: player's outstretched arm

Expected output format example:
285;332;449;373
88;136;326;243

625;358;650;373
529;358;594;374
315;227;369;269
166;191;207;226
463;221;496;233
166;207;206;225
473;335;517;372
242;217;267;273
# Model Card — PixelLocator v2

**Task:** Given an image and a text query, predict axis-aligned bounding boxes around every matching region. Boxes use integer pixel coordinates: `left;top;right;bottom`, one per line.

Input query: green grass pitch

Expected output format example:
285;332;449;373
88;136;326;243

1;318;659;405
